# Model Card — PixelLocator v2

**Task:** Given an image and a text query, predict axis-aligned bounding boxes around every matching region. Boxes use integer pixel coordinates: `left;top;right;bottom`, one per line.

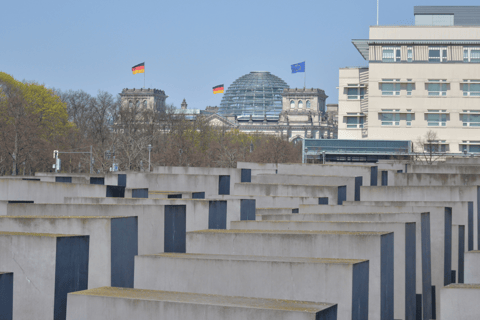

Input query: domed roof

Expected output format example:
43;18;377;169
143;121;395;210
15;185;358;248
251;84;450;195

219;71;289;117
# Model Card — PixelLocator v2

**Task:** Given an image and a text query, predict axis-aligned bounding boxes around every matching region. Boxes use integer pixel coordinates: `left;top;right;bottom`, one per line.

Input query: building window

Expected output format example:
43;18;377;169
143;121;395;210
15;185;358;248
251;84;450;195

407;79;413;96
143;100;147;108
290;100;295;109
129;101;133;108
382;47;401;62
427;80;447;96
407;48;413;62
426;110;448;126
406;112;412;126
424;141;449;153
306;100;311;109
298;100;303;109
428;47;447;62
380;109;400;126
462;110;480;127
463;48;480;62
460;141;480;153
381;79;401;96
346;116;364;129
462;80;480;96
347;87;365;99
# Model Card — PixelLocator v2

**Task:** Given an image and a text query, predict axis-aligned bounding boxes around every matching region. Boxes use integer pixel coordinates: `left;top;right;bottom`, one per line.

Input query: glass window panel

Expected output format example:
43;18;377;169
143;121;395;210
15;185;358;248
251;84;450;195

472;50;480;62
306;100;311;108
298;100;303;109
470;145;480;152
383;49;394;62
346;117;357;124
290;100;295;108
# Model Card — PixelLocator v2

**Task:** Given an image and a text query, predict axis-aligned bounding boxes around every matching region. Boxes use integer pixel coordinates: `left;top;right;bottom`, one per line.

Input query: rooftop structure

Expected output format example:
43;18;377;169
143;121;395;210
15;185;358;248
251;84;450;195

414;6;480;26
219;71;289;117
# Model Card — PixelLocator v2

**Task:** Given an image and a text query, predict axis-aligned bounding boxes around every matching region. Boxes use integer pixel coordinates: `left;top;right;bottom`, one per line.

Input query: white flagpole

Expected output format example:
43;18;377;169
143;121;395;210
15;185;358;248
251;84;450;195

304;61;306;89
144;62;146;88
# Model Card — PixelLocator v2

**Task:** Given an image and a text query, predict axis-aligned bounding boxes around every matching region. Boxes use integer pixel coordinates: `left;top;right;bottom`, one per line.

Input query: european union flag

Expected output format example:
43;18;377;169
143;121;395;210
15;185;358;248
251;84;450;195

291;61;305;73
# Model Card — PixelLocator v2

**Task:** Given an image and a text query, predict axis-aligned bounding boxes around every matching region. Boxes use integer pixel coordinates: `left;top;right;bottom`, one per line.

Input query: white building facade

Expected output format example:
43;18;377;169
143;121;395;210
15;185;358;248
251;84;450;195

338;6;480;154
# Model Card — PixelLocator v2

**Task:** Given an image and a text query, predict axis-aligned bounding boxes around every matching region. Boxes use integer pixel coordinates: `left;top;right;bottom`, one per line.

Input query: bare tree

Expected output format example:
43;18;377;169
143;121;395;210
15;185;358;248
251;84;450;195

414;130;446;164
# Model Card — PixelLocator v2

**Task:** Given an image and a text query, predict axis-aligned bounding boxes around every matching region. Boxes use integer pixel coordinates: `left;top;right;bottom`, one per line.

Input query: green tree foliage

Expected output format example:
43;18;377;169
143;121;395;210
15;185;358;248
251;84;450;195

0;72;73;175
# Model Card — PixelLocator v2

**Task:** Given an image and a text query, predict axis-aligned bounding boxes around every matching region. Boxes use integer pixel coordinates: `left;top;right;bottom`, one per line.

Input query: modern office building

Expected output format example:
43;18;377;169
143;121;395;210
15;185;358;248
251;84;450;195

338;6;480;154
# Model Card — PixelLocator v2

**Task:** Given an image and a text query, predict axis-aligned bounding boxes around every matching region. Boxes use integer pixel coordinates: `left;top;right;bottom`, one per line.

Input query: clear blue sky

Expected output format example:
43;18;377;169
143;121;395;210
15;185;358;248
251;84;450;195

2;0;478;108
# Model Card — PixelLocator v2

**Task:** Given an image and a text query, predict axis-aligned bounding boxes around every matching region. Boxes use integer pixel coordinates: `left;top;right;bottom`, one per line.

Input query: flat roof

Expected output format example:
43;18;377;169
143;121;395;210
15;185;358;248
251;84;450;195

71;287;334;313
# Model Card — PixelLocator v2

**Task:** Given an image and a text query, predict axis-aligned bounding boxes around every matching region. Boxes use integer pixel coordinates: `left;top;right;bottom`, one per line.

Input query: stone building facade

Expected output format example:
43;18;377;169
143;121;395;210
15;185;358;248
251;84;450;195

119;88;167;113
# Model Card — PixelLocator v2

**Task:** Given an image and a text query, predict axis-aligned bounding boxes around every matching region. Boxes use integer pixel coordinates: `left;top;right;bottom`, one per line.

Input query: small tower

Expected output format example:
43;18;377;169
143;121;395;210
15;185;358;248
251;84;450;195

181;99;187;110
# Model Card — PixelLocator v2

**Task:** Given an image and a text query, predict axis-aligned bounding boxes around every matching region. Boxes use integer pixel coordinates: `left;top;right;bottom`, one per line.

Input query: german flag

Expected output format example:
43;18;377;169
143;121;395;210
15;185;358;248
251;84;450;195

213;84;224;94
132;62;145;75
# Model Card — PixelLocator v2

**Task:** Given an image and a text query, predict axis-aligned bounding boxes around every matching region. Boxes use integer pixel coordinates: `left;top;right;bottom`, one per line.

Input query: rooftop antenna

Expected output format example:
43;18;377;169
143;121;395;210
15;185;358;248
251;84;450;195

377;0;379;25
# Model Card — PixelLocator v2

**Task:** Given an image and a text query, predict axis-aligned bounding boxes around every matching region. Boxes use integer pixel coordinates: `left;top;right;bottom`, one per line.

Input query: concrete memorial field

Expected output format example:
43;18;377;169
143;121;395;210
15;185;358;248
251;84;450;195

0;159;479;320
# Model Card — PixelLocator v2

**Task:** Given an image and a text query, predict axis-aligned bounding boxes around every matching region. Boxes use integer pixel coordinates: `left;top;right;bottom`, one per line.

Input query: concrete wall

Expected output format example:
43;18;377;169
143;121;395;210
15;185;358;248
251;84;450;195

230;220;415;320
440;284;480;320
187;230;394;320
464;251;480;283
0;179;105;203
134;253;367;320
0;216;137;289
66;287;338;320
251;174;356;201
0;232;89;320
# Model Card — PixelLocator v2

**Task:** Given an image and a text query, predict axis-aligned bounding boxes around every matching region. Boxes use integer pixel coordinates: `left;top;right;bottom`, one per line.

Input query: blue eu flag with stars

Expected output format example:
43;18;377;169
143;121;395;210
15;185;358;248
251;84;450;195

291;61;305;73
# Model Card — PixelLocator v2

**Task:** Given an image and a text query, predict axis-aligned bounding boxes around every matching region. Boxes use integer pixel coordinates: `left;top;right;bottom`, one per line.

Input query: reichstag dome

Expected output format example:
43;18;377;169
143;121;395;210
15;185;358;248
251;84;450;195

219;71;289;118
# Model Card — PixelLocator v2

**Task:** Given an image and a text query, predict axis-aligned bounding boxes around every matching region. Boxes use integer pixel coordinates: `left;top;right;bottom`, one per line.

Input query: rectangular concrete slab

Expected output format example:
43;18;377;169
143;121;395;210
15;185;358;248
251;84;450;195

464;251;480;283
230;220;415;320
0;232;89;320
66;287;338;320
0;216;137;289
440;284;480;320
134;253;368;320
187;229;393;320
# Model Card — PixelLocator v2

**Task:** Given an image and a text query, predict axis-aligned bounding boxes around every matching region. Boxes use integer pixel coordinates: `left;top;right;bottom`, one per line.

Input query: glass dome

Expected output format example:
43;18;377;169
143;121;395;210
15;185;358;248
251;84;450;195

219;71;289;117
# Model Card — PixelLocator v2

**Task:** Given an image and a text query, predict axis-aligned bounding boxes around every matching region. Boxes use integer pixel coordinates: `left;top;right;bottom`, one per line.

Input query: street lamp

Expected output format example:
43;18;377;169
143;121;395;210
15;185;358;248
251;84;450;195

147;144;152;171
322;151;326;164
304;147;308;164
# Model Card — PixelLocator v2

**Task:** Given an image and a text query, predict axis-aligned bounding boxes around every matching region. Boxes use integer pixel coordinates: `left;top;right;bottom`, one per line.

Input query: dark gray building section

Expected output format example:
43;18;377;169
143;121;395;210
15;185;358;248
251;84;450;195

415;6;480;26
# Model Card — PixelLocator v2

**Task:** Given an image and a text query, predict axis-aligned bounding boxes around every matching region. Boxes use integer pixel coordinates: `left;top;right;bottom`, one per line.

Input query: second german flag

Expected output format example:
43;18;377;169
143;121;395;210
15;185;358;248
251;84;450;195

213;84;224;94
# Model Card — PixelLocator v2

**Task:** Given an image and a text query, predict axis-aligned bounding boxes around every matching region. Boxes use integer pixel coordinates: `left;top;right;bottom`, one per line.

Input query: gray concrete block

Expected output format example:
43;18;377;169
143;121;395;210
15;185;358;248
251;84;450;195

66;287;338;320
440;284;480;320
134;253;368;320
464;250;480;283
0;232;89;320
230;220;415;320
0;216;137;289
187;229;393;320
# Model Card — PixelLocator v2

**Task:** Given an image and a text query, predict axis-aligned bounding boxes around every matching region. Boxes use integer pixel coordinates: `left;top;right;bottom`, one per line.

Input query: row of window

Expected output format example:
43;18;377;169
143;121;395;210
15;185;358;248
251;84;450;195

382;46;480;63
347;79;480;99
289;100;311;109
345;110;480;128
423;142;480;153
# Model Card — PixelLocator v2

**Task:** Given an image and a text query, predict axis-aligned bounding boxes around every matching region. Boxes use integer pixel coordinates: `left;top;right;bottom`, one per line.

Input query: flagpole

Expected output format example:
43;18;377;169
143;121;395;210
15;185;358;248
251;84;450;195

144;62;146;89
304;61;306;89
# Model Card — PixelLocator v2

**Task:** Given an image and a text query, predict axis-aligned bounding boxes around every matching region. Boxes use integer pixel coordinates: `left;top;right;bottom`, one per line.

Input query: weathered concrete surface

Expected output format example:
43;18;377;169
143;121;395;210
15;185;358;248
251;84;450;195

6;204;162;255
0;179;105;203
66;287;338;320
229;220;415;320
237;162;377;186
64;195;319;209
0;216;137;289
134;253;367;320
0;232;89;320
187;229;394;320
251;174;356;201
464;251;480;283
256;211;436;319
440;284;480;320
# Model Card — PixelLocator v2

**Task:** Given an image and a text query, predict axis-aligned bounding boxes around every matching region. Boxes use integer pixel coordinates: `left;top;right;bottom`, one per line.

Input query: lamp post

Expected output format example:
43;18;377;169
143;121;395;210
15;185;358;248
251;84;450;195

148;144;152;171
304;147;308;164
322;151;326;164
